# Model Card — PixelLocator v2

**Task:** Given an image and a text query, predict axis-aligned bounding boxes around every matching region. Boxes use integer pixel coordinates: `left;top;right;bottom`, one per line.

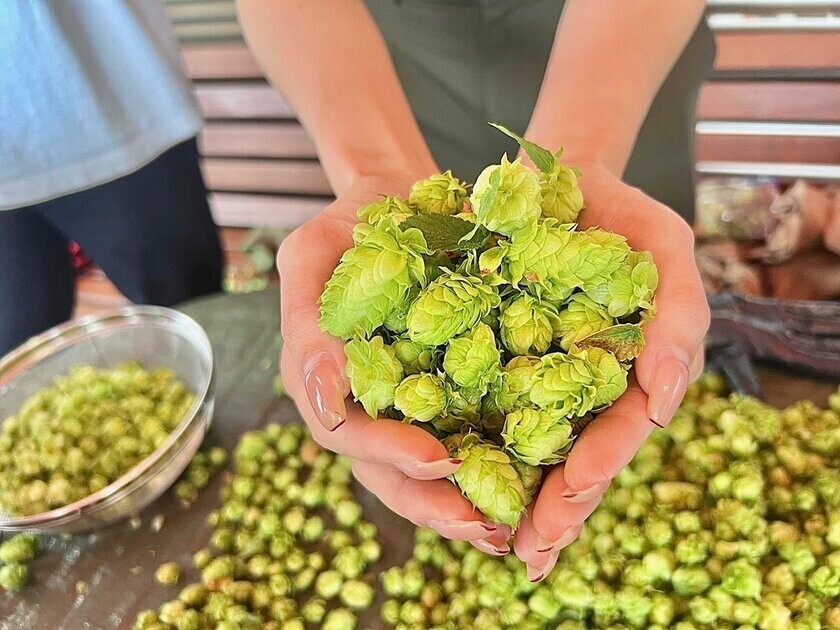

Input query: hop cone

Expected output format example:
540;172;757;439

530;352;599;417
503;408;574;466
320;224;427;338
409;171;469;216
512;460;543;505
573;347;628;409
394;373;447;422
392;338;436;375
446;433;527;527
555;294;614;351
437;382;481;430
471;154;541;236
407;271;501;346
442;324;501;394
539;164;584;223
493;356;540;412
383;287;419;334
576;228;632;291
357;195;414;226
499;294;560;356
344;336;404;418
586;250;659;318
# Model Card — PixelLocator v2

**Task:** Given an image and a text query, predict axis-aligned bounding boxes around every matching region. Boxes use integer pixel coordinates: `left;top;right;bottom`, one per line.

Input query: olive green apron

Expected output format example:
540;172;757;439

364;0;716;221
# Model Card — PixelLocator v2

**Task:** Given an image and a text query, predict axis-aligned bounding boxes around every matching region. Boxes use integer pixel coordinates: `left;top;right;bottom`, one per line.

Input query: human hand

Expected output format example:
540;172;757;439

513;161;710;579
277;172;512;553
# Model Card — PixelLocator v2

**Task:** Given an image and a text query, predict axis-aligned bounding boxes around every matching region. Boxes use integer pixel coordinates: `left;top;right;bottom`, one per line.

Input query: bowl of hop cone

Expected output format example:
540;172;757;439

318;124;658;529
0;306;214;533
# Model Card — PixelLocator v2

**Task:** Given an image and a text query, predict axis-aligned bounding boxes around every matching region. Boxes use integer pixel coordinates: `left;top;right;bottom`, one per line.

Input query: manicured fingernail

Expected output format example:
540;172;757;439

527;550;559;582
427;519;496;539
647;348;690;428
535;525;581;553
561;480;608;503
397;458;461;480
304;354;346;431
470;538;509;556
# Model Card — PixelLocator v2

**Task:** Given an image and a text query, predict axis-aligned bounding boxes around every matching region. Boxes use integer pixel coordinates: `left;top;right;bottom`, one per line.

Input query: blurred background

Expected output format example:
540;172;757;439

74;0;840;317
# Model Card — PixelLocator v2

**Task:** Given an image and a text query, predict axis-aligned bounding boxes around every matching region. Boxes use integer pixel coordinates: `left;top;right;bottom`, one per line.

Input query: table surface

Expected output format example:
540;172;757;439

1;289;836;630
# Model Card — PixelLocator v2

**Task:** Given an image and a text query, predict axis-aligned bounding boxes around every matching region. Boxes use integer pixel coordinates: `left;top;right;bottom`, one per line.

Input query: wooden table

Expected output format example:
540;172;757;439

1;289;836;629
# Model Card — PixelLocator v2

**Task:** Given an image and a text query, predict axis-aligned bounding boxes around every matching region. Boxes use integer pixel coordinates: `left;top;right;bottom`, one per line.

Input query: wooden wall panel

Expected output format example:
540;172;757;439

194;83;294;119
209;193;331;229
201;159;331;195
697;82;840;122
714;31;840;70
200;123;317;159
696;134;840;163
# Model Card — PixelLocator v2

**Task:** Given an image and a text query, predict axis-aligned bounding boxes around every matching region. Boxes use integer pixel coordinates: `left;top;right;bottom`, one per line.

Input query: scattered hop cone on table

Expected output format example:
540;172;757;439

318;122;658;530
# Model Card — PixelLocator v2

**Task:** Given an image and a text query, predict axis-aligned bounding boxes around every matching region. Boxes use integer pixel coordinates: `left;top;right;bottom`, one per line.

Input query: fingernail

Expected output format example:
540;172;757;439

397;458;461;480
647;348;690;428
427;519;496;540
470;538;509;556
304;354;347;431
535;525;581;553
527;550;559;582
561;480;608;503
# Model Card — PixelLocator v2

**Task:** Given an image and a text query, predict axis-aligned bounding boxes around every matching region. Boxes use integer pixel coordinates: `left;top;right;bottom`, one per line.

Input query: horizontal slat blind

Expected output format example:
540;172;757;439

201;159;331;195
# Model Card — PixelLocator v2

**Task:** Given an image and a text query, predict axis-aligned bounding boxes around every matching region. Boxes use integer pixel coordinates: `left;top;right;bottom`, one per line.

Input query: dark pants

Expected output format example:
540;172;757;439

0;138;223;354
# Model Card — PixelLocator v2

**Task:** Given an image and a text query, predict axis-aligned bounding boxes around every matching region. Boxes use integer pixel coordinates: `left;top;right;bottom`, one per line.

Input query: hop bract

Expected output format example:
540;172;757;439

318;123;658;529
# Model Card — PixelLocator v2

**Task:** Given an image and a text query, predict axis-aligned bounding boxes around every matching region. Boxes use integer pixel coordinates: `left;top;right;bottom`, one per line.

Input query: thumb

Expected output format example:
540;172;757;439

278;215;354;432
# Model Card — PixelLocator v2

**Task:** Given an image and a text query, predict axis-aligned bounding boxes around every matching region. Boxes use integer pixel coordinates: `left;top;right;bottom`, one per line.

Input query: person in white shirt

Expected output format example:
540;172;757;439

0;0;222;354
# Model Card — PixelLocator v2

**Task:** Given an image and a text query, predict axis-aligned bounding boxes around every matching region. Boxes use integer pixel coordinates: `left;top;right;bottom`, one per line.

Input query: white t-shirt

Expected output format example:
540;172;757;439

0;0;203;210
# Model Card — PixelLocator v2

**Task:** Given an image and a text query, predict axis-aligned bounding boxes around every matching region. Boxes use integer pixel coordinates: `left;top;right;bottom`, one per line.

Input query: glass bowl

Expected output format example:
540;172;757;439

0;306;214;534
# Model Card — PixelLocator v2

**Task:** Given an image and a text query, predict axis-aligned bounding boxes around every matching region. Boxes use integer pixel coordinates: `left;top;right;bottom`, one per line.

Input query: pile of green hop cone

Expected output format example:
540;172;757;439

379;376;840;630
319;125;658;528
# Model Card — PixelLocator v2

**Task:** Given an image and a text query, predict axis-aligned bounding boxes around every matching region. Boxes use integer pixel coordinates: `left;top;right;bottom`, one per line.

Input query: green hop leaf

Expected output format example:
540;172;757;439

502;408;574;466
400;213;490;253
530;352;599;417
446;433;527;527
407;271;501;346
493;356;540;412
555;294;615;351
572;346;628;408
471;154;541;236
585;250;659;318
540;164;584;223
394;373;447;422
344;336;404;418
409;171;469;215
511;459;543;505
392;338;436;375
320;223;428;338
578;323;645;362
442;324;501;394
489;123;556;173
499;294;560;356
357;195;415;226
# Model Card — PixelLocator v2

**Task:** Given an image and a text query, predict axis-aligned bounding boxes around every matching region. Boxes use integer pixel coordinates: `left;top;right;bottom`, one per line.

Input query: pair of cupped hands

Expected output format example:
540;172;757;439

277;161;710;581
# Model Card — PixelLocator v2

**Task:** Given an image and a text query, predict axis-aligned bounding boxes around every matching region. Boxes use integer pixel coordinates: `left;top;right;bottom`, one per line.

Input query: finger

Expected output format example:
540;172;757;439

352;460;510;548
582;182;710;427
282;350;457;479
562;377;653;497
689;344;705;383
277;202;358;432
513;508;581;582
531;464;602;547
629;208;709;426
